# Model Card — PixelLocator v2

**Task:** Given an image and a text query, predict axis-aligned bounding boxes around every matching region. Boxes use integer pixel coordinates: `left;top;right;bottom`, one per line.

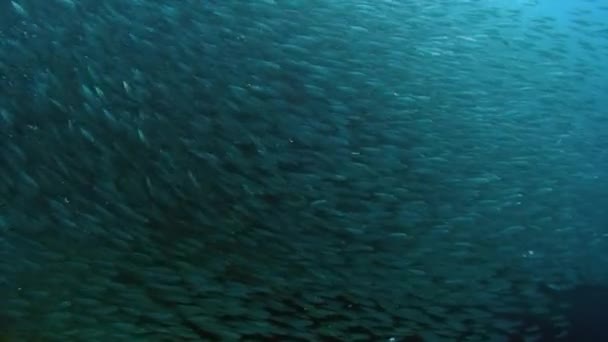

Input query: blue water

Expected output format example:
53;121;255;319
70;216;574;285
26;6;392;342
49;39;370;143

0;0;606;340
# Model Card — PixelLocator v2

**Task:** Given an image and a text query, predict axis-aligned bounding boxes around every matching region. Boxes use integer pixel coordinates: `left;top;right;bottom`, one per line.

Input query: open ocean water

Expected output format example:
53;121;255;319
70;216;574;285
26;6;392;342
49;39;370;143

0;0;607;341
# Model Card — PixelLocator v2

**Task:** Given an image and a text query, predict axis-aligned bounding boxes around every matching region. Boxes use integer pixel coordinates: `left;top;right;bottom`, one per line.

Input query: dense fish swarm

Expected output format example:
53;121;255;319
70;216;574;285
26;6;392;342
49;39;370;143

1;0;607;341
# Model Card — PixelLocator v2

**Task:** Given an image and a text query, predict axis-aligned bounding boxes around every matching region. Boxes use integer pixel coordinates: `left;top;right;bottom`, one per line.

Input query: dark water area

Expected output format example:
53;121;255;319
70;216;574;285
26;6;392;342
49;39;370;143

553;285;608;342
505;285;608;342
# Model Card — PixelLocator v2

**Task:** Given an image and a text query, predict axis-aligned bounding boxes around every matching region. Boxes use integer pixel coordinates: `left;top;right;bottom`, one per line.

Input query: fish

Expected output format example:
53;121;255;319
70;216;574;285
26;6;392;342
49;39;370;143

1;0;606;340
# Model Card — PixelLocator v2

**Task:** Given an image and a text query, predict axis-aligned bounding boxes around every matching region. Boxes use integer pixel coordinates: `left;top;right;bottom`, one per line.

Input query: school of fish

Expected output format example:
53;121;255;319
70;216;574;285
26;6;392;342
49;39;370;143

1;0;607;340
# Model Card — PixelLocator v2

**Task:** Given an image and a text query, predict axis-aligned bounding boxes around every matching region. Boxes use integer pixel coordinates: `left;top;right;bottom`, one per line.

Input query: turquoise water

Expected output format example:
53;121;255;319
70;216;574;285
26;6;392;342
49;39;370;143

0;0;606;341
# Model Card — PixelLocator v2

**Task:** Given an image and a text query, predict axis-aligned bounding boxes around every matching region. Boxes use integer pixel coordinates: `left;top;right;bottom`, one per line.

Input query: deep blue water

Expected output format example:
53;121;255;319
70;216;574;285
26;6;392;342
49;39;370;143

0;0;606;340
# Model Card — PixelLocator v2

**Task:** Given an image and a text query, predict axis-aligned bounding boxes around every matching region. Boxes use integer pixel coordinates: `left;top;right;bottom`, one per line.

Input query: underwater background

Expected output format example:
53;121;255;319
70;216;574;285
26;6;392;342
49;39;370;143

0;0;607;341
